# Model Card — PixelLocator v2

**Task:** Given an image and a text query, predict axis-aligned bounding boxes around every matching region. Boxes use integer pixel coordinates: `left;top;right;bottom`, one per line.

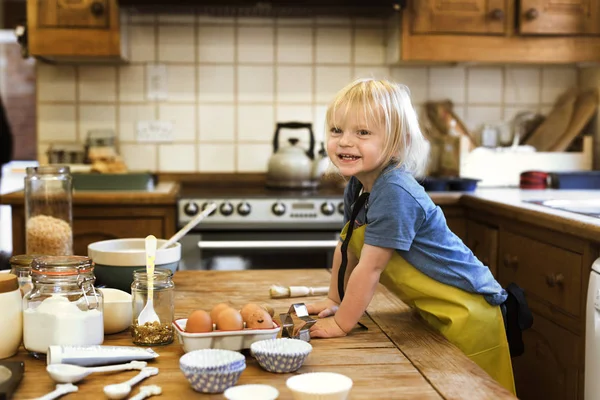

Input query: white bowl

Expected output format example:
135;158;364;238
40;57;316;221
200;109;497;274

88;238;181;266
99;288;132;334
286;372;353;400
224;384;279;400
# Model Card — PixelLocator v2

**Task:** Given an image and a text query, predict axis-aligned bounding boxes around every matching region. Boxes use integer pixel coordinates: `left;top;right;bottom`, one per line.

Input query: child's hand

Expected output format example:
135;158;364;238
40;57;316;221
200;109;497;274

306;298;339;318
309;316;347;338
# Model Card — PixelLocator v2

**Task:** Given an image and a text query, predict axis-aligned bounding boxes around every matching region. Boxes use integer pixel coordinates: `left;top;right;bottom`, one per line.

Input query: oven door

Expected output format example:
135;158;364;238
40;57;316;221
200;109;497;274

178;231;339;271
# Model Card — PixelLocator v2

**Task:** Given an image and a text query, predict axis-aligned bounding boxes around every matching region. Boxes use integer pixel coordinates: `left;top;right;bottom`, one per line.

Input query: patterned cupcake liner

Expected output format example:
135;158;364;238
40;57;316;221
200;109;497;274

180;349;246;373
183;368;245;394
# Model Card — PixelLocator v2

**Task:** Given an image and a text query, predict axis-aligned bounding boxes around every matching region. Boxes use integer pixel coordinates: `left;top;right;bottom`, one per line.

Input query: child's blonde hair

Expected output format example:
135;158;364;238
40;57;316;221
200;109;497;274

325;78;429;178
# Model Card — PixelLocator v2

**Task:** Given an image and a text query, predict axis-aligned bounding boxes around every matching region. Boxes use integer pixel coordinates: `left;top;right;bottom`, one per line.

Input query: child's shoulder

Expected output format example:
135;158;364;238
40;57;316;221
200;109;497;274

374;168;433;207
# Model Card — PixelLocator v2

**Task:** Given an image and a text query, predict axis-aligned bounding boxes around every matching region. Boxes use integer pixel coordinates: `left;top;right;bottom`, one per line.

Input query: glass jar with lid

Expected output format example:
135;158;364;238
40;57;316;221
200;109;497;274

25;165;73;256
9;254;40;296
23;256;103;358
131;268;174;346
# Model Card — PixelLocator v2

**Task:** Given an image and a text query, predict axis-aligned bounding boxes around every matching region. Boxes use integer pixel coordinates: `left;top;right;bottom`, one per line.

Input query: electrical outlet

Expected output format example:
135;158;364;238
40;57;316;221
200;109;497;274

136;120;174;142
146;64;168;101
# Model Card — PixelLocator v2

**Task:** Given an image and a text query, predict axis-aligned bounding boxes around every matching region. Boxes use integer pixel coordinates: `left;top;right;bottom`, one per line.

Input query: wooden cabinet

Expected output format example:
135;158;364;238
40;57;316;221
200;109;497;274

26;0;128;61
519;0;600;35
466;219;498;277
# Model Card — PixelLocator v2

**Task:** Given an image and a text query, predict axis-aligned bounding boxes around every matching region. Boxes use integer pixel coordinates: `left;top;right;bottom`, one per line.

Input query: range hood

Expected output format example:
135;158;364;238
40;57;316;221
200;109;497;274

118;0;403;18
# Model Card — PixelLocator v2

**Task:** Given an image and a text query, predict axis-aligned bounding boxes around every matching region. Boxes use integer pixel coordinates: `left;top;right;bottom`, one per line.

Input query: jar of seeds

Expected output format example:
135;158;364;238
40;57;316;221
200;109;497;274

131;268;174;346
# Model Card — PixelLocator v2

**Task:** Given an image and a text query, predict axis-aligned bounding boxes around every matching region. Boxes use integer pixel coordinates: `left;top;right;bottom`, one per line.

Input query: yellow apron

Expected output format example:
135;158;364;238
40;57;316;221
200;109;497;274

341;223;516;394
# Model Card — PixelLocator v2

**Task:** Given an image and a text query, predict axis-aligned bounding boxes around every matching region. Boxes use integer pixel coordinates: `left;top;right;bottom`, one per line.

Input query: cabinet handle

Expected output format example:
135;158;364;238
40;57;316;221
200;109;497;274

545;273;565;287
490;9;504;20
90;1;105;17
503;254;518;268
525;8;539;20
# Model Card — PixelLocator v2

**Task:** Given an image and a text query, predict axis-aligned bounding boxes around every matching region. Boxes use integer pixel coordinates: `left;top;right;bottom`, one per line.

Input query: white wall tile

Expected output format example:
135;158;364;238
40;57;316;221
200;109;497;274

198;144;235;172
315;17;351;26
541;66;578;104
277;66;312;103
158;25;195;63
354;28;386;65
130;25;156;62
158;104;196;142
37;64;76;102
119;105;156;142
130;12;156;24
79;66;117;102
158;14;195;24
119;65;145;103
277;27;313;64
467;67;503;104
238;66;274;102
159;144;196;172
197;15;235;24
276;17;313;26
237;143;272;172
167;65;196;102
314;105;328;142
316;27;352;64
237;105;274;142
353;67;390;81
198;65;235;102
503;106;539;122
238;26;274;63
505;67;540;105
391;67;428;104
37;105;76;142
120;144;157;171
79;105;117;140
276;105;313;122
315;66;352;102
429;67;466;103
198;26;235;63
465;105;503;133
199;105;235;142
237;17;275;25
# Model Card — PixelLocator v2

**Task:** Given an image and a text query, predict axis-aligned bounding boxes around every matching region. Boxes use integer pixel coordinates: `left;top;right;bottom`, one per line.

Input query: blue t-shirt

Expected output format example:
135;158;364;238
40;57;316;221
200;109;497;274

343;166;507;306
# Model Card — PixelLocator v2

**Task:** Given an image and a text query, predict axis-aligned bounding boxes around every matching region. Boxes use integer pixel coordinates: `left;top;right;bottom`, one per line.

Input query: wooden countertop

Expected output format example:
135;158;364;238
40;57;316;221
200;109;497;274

7;270;514;399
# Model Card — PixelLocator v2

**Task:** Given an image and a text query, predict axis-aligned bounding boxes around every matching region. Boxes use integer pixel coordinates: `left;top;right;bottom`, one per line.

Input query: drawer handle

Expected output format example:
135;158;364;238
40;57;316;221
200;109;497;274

545;273;565;287
503;254;518;268
525;8;539;20
489;8;505;20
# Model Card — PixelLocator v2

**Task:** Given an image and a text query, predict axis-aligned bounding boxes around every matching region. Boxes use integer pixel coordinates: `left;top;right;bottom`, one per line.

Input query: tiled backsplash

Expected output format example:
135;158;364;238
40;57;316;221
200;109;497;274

35;13;580;173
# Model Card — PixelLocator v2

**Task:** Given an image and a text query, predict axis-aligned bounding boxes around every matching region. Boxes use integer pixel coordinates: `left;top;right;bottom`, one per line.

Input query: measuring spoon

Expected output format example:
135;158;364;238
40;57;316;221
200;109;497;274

34;383;78;400
129;385;162;400
103;367;159;399
46;361;147;383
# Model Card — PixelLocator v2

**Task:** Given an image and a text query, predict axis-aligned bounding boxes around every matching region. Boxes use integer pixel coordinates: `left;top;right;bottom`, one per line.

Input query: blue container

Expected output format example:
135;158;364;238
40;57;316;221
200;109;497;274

448;178;479;192
421;177;450;192
549;171;600;189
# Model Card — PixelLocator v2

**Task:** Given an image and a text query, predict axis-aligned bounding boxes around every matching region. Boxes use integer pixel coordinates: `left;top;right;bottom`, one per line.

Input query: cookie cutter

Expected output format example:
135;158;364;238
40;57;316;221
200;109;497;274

279;303;316;342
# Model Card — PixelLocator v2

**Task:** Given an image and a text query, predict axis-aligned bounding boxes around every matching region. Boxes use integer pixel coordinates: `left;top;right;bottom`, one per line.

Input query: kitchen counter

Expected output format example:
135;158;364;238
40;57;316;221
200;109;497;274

7;270;514;399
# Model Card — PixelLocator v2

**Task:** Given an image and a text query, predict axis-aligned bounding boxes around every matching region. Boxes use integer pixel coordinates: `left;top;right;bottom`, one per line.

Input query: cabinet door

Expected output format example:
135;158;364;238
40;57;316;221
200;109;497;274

519;0;600;35
466;220;498;277
37;0;110;29
412;0;508;34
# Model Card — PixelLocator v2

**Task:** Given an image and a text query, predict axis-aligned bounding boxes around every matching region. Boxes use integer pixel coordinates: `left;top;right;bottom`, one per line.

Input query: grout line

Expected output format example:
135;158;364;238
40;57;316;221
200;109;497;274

153;15;160;171
194;9;200;172
233;15;239;172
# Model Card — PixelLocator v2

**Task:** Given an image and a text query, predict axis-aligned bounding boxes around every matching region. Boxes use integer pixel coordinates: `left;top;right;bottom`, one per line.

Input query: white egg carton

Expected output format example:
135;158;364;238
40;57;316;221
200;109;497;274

173;318;281;352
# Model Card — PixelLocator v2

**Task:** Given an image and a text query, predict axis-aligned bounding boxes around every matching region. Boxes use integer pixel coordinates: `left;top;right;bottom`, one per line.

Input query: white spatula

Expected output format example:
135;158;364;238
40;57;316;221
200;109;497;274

137;235;160;326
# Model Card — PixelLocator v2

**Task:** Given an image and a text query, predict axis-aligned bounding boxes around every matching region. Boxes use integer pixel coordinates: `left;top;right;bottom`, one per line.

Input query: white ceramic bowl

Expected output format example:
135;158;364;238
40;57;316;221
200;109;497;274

99;288;132;334
286;372;353;400
224;384;279;400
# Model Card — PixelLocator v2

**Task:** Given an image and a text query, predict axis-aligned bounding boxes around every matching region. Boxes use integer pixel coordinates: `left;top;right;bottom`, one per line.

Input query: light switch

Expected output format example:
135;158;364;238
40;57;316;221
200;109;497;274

137;120;174;142
146;64;168;101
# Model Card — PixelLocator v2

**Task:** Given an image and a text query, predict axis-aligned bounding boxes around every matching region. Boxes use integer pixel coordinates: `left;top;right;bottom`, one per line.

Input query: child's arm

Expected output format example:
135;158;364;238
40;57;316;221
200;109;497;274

310;244;393;337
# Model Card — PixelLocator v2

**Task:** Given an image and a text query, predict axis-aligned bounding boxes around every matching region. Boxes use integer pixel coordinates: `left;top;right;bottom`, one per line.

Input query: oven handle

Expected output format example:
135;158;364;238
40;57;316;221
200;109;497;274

197;240;339;249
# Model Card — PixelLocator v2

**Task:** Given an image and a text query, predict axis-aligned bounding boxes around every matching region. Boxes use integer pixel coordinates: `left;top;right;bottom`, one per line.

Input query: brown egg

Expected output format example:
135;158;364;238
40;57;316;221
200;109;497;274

215;307;244;331
260;304;275;317
245;308;273;329
240;303;263;323
186;310;213;333
210;302;232;321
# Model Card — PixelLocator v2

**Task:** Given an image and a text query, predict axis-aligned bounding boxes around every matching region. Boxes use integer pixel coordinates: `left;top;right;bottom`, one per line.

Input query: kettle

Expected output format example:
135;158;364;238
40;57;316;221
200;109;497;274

266;122;325;189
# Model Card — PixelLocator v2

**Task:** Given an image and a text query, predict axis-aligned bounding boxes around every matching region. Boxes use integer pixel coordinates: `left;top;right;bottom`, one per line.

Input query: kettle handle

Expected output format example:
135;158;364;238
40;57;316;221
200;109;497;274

273;122;315;159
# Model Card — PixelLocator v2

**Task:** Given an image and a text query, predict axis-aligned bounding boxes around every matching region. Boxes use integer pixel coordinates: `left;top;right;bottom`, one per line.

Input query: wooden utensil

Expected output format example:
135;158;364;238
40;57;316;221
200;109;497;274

549;88;599;152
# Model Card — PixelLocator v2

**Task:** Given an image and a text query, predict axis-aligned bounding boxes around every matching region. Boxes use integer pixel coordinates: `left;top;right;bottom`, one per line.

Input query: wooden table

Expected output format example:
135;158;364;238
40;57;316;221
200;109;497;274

8;270;516;399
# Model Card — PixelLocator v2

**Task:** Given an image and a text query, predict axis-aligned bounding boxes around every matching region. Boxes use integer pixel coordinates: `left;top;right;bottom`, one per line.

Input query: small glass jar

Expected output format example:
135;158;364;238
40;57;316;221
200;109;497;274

24;165;73;256
23;256;103;358
9;254;40;296
131;268;174;346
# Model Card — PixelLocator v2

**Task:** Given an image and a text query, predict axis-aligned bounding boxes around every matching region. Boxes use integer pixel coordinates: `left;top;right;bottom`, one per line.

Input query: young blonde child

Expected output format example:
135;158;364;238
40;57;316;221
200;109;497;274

306;78;515;394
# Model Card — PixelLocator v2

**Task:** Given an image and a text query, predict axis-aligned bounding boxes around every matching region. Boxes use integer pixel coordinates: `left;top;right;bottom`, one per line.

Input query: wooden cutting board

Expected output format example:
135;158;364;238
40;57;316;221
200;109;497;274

549;88;599;151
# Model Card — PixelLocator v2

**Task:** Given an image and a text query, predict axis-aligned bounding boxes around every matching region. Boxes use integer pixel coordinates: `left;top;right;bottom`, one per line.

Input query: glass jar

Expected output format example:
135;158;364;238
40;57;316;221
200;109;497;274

24;165;73;256
131;268;174;346
9;254;40;296
23;256;103;358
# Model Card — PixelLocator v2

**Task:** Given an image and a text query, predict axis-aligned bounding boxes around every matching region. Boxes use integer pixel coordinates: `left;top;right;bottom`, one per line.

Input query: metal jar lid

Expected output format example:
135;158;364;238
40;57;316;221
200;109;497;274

0;274;19;294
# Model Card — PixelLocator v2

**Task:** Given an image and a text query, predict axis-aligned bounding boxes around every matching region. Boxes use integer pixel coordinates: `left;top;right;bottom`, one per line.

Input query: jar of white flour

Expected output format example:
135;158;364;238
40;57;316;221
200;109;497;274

23;256;104;358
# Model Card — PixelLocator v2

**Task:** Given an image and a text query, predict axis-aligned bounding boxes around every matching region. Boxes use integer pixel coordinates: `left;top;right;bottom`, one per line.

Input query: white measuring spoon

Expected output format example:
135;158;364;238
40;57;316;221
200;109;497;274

159;202;216;250
34;383;78;400
138;235;160;326
129;385;162;400
103;367;159;399
46;361;147;383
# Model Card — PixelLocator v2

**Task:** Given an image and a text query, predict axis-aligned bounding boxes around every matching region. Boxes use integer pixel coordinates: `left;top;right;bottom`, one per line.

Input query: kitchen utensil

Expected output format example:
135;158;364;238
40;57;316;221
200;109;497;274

46;361;147;383
129;385;162;400
549;88;599;152
159;203;217;250
35;383;78;400
103;367;159;399
137;235;159;326
269;285;329;299
280;303;316;342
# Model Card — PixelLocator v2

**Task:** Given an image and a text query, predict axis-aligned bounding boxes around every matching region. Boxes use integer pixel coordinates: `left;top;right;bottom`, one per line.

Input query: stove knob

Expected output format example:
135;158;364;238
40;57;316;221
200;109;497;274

220;202;234;216
237;202;251;216
183;202;199;216
321;202;335;216
201;202;217;216
338;202;345;215
271;202;286;216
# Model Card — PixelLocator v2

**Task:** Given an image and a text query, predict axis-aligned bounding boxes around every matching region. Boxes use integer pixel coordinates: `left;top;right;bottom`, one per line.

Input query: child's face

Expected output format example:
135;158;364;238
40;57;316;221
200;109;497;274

327;105;387;190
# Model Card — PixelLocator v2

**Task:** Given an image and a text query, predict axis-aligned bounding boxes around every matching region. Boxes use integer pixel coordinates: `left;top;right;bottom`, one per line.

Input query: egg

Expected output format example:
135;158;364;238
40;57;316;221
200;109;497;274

261;304;275;317
185;309;213;333
210;302;232;321
215;307;244;331
245;308;273;329
240;303;262;322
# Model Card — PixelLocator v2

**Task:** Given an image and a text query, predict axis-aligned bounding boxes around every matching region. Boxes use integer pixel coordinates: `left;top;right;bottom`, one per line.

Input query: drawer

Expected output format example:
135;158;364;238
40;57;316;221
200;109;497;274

498;230;582;317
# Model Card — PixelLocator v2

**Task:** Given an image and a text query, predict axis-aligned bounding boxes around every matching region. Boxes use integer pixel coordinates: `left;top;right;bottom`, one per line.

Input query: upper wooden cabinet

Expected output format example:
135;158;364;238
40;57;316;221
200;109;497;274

519;0;600;35
27;0;128;62
412;0;507;35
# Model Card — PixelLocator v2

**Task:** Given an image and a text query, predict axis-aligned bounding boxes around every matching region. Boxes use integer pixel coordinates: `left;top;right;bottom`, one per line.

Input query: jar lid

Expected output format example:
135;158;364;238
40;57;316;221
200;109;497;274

0;274;19;293
31;255;94;276
9;254;41;267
